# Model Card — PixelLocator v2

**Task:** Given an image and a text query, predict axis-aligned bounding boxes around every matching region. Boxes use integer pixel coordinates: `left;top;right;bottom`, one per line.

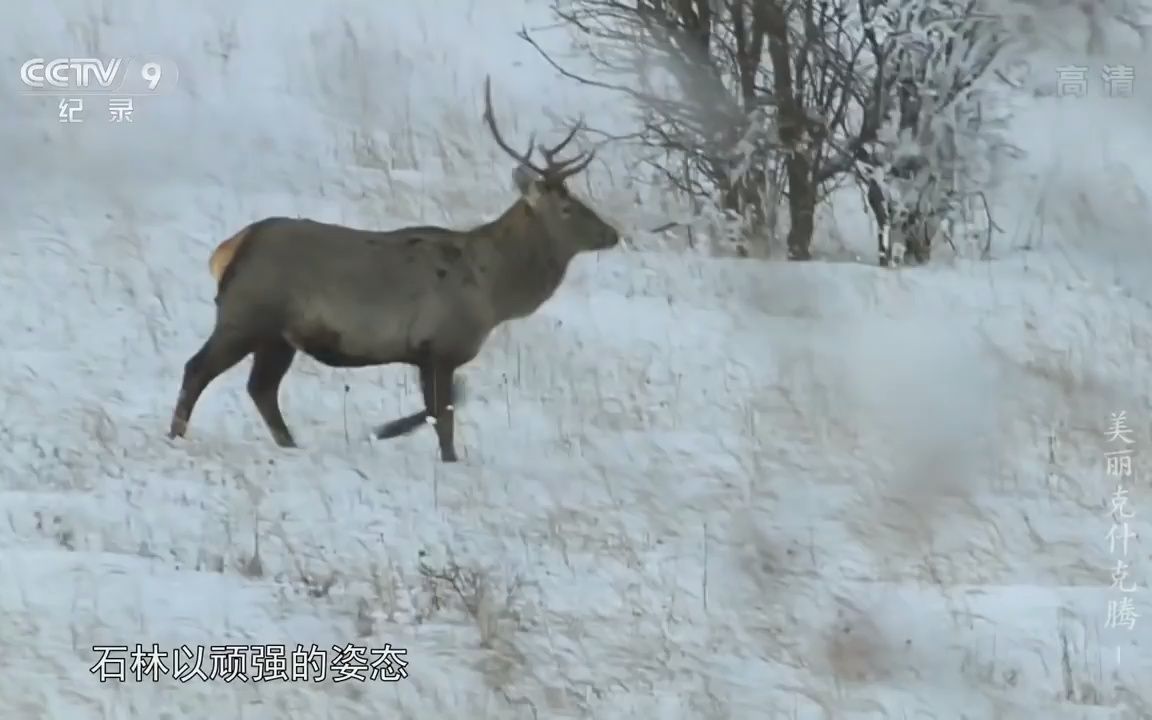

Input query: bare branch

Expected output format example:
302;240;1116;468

542;0;1014;259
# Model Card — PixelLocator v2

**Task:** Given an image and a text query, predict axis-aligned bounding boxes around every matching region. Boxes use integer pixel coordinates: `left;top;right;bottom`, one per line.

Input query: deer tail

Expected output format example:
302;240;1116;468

209;225;254;285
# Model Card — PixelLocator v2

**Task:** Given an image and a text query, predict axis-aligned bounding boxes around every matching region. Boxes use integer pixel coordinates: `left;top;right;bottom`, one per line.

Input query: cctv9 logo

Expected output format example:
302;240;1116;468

19;56;180;94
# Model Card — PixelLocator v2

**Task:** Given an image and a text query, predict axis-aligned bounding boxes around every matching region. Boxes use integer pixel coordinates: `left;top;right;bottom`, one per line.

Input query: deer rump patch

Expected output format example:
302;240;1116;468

210;227;252;284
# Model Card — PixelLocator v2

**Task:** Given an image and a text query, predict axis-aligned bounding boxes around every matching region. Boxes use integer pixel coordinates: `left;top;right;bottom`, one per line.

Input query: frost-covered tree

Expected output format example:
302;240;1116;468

855;0;1011;266
526;0;1012;263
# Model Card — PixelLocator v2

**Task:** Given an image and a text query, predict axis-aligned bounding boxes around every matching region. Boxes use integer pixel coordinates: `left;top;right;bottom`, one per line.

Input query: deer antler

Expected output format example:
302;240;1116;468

537;123;580;165
483;76;544;175
537;120;596;181
546;146;596;182
482;75;596;183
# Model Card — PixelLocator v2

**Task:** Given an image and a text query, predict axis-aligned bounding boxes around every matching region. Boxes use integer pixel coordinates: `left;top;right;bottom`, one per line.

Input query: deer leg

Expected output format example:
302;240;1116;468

422;363;459;463
247;338;298;448
374;375;466;442
374;410;428;439
169;329;255;440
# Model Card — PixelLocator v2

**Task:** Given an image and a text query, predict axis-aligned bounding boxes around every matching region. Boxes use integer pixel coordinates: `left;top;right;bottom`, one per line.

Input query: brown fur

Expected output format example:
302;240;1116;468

209;226;252;284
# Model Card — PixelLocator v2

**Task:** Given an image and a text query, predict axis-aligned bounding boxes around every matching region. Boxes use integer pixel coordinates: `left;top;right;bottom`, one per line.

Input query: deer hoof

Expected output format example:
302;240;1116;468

169;418;187;439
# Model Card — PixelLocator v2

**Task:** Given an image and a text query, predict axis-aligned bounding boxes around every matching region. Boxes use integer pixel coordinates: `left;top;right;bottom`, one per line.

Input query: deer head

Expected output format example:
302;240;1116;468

482;76;619;252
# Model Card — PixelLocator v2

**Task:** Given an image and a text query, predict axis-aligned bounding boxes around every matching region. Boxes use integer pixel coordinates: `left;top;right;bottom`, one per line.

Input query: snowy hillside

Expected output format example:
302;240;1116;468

2;1;1149;718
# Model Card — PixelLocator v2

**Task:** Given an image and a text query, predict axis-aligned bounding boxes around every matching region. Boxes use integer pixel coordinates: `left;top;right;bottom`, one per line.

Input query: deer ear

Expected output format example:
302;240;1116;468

512;165;543;205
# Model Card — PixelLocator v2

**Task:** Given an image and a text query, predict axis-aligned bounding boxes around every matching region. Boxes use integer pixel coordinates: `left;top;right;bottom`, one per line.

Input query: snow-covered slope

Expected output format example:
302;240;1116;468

1;1;1149;718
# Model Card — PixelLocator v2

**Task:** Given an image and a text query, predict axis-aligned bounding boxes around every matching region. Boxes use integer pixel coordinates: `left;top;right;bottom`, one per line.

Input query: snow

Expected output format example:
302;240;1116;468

1;0;1149;718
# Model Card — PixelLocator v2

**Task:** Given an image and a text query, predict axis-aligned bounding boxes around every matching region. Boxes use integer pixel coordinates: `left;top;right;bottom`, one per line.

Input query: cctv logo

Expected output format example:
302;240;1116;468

20;58;124;90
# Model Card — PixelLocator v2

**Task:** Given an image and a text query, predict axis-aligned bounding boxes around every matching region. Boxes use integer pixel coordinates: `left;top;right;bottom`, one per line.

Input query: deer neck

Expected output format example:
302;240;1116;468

480;200;577;322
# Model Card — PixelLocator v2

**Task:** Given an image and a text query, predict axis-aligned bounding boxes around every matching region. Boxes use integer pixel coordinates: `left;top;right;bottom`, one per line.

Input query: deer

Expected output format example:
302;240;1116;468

167;76;620;462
